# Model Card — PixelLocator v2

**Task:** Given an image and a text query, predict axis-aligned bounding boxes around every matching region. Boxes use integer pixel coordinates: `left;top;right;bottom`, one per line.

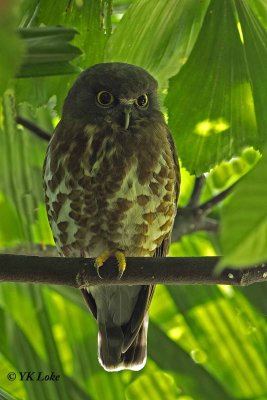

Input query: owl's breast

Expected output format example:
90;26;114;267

103;153;176;256
43;123;177;257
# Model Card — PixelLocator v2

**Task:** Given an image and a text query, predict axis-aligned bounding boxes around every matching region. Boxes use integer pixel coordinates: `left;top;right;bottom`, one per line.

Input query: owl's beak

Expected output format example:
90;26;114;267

120;99;134;130
123;106;132;130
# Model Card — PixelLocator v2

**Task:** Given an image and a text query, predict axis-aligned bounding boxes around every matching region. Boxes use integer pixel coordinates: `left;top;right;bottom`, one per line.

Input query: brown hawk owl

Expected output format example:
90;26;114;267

43;63;180;371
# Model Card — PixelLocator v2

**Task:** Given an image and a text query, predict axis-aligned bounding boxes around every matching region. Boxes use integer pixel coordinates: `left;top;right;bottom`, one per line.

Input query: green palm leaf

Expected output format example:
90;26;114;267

1;1;267;399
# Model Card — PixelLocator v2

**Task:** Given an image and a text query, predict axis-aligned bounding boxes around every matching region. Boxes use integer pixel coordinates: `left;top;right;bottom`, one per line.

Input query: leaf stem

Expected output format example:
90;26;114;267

198;182;237;213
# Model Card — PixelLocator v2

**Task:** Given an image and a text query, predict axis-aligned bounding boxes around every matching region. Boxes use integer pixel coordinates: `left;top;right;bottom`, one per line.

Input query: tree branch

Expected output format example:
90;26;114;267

172;207;219;242
16;116;51;142
173;181;237;240
187;176;206;207
198;182;237;213
0;254;266;287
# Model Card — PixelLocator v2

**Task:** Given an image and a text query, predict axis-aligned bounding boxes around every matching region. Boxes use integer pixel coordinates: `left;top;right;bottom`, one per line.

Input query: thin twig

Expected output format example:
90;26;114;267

16;116;51;142
198;182;237;213
0;254;266;287
187;175;206;207
173;181;237;239
172;207;219;242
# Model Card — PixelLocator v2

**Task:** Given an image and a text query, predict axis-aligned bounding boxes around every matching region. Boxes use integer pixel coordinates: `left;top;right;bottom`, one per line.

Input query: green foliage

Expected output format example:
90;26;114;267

17;27;82;77
219;147;267;269
1;282;266;400
0;0;267;399
0;387;20;400
106;0;210;83
34;0;111;68
0;91;52;246
125;370;180;400
166;0;267;174
0;2;24;96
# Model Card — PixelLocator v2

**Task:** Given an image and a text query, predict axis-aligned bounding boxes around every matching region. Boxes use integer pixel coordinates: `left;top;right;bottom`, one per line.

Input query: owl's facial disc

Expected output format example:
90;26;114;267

93;87;151;130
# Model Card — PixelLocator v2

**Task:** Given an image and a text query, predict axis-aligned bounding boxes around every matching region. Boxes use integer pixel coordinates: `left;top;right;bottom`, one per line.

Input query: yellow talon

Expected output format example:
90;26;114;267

95;250;112;278
96;250;111;267
115;251;126;279
95;250;126;279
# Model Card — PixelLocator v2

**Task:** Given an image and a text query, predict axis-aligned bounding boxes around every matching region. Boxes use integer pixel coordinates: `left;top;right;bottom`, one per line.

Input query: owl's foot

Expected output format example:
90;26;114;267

115;251;126;280
95;250;112;279
94;250;126;280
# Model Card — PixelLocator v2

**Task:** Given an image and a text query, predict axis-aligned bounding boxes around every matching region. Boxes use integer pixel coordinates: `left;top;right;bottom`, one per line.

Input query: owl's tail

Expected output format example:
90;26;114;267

98;315;148;372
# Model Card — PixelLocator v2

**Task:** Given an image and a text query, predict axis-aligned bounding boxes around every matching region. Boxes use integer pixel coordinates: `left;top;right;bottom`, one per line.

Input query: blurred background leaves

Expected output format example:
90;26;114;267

0;0;24;96
17;27;82;77
0;0;267;399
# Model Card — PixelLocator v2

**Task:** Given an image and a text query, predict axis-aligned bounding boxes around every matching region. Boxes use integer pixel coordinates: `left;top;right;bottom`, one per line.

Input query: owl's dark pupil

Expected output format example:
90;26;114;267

98;91;112;105
137;94;148;107
100;92;111;104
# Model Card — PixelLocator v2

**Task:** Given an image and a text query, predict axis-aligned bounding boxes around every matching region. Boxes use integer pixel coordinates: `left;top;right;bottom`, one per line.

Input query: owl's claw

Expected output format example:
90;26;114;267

95;264;103;279
115;251;126;280
95;250;112;279
94;250;126;280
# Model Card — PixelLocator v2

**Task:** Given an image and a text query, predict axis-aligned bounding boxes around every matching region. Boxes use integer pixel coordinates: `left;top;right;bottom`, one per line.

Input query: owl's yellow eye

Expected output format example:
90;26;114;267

96;91;114;106
136;93;148;108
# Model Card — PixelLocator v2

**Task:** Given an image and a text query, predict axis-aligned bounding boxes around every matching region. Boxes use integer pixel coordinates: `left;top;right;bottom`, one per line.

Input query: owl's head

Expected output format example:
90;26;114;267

63;63;160;130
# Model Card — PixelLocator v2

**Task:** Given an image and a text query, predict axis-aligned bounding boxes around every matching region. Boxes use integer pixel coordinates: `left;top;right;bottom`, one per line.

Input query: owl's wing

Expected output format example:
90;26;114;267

166;127;181;209
121;284;154;352
81;288;97;319
153;128;180;258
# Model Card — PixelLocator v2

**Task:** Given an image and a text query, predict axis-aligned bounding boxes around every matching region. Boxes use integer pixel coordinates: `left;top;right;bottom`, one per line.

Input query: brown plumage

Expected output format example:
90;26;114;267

43;62;180;371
